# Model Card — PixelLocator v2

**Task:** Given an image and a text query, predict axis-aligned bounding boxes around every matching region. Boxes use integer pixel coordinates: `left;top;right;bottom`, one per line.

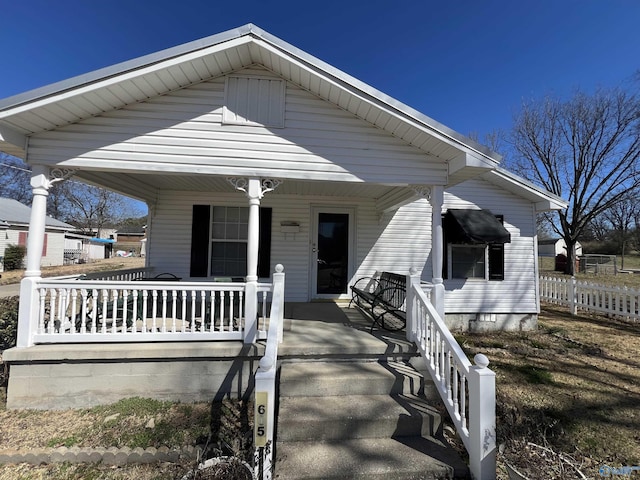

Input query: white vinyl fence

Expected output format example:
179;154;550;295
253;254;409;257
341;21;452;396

540;275;640;322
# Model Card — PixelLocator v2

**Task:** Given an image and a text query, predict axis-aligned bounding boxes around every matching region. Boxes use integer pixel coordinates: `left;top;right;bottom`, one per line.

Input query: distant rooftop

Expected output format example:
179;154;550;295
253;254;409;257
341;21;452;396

0;197;75;230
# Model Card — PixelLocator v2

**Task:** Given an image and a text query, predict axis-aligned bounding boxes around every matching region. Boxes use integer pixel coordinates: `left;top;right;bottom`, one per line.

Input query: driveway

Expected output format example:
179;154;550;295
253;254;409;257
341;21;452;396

0;283;20;298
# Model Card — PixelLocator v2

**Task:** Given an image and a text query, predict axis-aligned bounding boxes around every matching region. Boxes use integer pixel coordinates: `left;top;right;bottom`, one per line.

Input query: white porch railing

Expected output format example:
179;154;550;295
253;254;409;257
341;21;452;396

540;275;640;321
17;271;274;346
406;270;496;480
253;264;284;480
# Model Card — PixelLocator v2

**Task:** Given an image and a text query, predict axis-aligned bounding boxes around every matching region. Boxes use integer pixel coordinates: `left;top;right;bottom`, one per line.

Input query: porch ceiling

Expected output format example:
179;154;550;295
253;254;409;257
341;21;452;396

0;24;499;174
76;169;405;203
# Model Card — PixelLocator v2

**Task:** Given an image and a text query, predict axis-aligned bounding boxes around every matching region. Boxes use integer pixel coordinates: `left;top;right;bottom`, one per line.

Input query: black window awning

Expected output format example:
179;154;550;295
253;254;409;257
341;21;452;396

445;209;511;244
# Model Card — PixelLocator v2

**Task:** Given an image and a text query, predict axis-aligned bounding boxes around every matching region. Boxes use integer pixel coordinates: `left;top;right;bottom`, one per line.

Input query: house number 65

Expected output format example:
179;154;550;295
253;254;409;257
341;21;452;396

255;391;268;447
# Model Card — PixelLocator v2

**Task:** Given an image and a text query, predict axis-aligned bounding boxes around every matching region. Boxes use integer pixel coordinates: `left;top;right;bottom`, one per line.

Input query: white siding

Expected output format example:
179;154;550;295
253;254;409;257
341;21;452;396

442;177;538;314
41;231;65;267
147;179;538;313
0;228;65;268
148;190;431;302
27;68;446;186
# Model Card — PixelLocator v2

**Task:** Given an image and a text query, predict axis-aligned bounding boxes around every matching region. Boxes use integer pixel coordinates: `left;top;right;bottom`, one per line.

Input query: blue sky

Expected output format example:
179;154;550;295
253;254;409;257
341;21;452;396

1;0;639;142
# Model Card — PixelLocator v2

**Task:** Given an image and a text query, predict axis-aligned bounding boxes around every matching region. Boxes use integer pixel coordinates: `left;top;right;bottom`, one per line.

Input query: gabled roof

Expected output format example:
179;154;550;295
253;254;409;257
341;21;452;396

0;23;499;184
481;167;567;212
0;197;75;230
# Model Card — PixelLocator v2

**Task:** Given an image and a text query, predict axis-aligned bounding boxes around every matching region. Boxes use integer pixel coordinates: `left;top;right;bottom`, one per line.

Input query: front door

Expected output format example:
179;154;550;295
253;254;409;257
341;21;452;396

311;207;354;298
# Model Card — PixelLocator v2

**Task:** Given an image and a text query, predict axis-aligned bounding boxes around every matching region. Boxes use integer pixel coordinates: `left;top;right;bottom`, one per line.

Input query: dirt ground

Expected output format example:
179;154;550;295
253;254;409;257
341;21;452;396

457;307;640;479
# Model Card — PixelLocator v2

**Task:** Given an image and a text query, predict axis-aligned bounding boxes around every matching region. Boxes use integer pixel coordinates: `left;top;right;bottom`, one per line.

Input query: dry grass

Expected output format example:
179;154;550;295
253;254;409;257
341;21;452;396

456;306;640;479
0;257;145;285
0;398;253;480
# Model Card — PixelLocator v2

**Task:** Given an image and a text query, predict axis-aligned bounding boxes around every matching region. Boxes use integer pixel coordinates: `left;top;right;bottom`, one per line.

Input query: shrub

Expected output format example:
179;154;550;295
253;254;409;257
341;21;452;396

0;296;19;351
3;244;26;271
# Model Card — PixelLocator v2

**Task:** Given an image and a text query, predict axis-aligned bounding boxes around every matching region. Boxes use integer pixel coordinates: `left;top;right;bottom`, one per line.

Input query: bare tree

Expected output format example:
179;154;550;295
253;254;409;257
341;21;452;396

59;182;138;236
508;84;640;274
0;155;31;203
608;195;639;269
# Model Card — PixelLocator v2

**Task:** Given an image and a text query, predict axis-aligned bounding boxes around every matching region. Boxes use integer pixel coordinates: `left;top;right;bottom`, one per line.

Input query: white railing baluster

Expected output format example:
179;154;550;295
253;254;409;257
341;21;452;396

152;290;158;332
181;291;187;332
70;289;78;334
142;290;149;333
122;290;129;334
80;288;88;334
161;290;168;333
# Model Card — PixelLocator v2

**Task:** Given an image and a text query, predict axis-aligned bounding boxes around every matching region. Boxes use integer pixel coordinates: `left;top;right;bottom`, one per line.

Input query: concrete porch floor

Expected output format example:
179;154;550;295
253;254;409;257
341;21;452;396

276;301;418;360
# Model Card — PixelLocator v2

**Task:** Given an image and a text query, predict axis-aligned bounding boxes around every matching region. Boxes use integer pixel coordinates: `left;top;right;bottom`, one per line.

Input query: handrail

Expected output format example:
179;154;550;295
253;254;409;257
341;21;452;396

253;264;284;480
406;271;496;480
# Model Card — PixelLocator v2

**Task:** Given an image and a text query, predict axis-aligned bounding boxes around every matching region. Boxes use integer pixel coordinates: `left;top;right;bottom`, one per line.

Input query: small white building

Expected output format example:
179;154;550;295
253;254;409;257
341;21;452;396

64;232;115;263
538;238;583;257
0;197;74;271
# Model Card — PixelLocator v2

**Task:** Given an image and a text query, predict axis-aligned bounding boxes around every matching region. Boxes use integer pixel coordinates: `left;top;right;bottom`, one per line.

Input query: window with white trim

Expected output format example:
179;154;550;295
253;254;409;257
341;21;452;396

449;244;486;279
210;206;249;277
190;205;272;279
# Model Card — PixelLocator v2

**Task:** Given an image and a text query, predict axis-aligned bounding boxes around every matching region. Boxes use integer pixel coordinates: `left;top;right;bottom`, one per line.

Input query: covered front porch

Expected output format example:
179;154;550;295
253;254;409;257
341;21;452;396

4;301;418;409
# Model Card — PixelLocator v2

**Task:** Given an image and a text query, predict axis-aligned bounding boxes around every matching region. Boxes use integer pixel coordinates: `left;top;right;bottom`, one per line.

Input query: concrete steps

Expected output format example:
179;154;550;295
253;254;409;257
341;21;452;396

275;360;469;479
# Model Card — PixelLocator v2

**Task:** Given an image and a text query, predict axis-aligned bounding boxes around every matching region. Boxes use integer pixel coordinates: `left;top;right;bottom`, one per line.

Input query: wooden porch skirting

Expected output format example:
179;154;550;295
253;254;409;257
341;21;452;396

3;342;264;410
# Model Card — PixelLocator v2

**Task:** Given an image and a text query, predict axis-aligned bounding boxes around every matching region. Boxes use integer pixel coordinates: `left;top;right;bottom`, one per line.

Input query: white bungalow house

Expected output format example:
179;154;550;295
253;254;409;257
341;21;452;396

0;24;566;479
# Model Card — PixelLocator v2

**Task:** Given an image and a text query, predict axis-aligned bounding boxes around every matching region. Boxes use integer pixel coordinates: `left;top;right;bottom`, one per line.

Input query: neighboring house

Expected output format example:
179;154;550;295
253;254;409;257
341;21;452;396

64;232;114;263
0;197;74;271
0;25;566;412
538;238;583;258
115;225;146;255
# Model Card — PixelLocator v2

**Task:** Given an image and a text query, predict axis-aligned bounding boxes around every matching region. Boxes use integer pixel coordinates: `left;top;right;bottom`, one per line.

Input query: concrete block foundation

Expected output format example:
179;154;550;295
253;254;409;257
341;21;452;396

3;342;264;410
444;313;537;332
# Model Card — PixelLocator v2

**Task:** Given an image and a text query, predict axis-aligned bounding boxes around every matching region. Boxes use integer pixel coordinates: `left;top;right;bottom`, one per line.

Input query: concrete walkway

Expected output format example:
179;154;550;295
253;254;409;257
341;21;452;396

0;283;19;298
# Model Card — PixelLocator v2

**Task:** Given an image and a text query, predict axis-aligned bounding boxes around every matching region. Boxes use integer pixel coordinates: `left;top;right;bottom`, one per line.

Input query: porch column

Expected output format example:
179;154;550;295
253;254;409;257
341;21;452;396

430;185;445;319
18;166;74;347
228;177;281;343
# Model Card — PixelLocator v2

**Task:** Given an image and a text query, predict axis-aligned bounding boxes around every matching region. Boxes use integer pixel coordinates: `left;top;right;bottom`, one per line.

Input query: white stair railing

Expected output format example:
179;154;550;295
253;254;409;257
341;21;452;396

253;264;285;480
406;270;496;480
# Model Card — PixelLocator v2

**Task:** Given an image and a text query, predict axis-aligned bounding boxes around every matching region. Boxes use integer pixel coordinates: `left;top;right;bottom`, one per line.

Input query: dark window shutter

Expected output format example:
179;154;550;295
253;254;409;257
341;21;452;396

258;207;272;278
488;244;504;280
190;205;210;277
488;215;505;280
441;214;448;279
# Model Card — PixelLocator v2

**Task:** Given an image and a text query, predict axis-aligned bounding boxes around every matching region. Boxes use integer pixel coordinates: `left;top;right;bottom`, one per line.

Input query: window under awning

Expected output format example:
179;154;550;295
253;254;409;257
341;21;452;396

444;209;511;244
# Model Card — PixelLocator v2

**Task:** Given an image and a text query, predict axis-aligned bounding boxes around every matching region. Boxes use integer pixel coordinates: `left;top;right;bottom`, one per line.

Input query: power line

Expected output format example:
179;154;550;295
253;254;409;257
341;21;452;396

0;162;31;173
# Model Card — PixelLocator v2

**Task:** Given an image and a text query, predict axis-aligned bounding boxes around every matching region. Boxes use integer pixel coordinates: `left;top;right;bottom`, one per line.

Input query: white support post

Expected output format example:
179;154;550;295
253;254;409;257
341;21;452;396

244;178;261;344
228;177;282;344
24;169;50;278
272;265;285;343
467;354;496;480
430;185;445;319
17;167;51;348
406;268;421;343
